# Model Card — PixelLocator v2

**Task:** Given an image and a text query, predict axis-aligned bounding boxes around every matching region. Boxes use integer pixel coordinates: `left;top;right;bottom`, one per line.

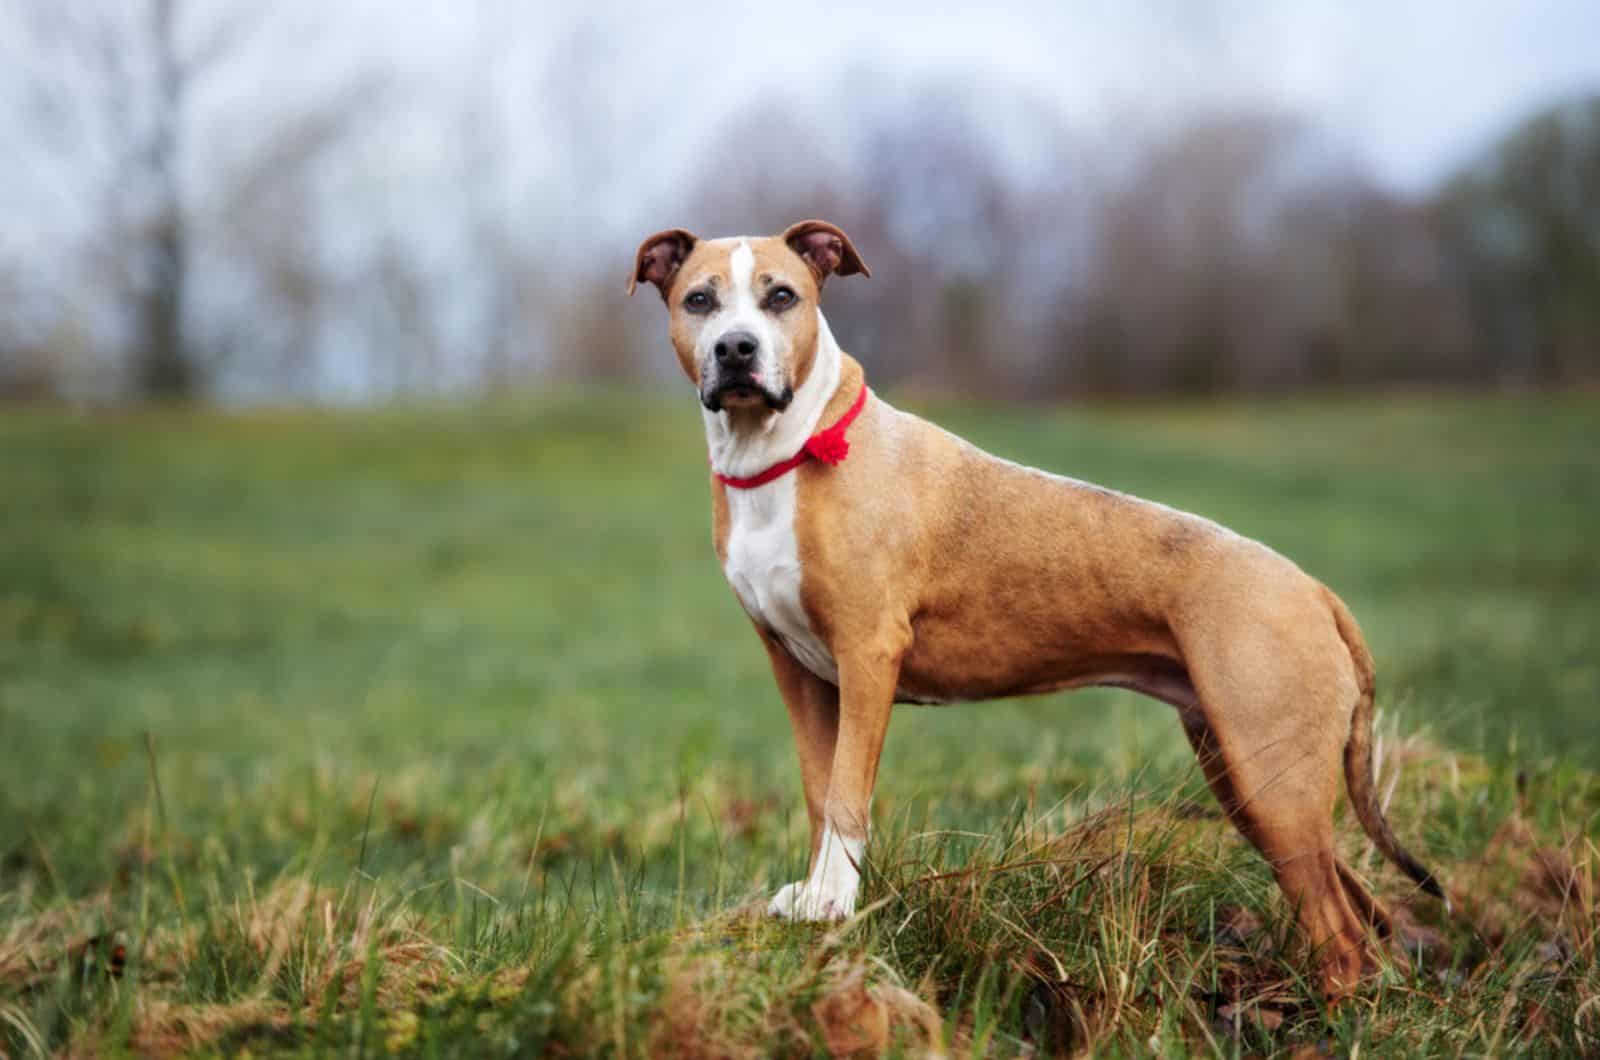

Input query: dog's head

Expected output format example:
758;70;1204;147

628;220;869;413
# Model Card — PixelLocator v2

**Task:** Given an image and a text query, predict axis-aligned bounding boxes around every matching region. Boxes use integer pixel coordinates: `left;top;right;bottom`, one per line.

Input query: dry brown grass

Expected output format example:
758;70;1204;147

4;735;1597;1056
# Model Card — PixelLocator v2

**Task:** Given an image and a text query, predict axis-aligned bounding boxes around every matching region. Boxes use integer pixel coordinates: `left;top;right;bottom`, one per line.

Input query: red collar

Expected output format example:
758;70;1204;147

713;383;870;490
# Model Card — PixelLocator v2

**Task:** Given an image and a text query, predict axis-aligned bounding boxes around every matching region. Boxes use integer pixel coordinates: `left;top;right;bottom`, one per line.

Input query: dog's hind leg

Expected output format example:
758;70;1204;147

1179;710;1377;994
1174;594;1382;996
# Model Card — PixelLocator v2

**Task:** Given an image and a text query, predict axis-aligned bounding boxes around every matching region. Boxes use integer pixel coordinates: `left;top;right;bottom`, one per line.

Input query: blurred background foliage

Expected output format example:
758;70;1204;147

1;2;1597;404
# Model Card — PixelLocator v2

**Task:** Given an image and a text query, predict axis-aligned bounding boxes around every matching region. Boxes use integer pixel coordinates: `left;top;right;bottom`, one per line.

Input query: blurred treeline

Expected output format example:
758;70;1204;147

2;5;1597;403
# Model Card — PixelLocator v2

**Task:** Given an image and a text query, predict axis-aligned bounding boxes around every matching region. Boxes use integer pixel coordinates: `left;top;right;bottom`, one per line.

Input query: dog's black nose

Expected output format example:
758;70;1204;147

714;331;759;369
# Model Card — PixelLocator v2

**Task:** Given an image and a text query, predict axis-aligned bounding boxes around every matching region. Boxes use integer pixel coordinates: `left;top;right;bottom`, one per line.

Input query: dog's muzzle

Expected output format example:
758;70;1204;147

701;330;793;412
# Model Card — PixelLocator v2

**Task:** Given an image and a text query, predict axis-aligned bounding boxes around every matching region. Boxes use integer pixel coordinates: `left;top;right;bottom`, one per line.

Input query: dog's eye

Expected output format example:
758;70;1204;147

684;290;714;313
764;287;797;311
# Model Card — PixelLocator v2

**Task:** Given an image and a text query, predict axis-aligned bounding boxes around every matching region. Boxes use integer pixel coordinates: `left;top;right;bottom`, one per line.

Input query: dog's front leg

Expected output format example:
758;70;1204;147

758;632;840;916
771;632;905;922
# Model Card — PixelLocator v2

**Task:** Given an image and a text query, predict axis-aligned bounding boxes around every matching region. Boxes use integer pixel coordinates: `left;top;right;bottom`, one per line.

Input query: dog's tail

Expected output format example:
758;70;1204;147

1325;586;1446;904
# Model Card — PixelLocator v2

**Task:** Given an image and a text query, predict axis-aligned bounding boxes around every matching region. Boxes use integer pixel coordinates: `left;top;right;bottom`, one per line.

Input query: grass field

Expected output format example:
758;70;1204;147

2;388;1598;1056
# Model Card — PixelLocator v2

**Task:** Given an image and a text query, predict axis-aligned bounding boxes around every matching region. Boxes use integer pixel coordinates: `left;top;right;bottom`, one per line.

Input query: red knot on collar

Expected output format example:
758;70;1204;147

712;383;870;490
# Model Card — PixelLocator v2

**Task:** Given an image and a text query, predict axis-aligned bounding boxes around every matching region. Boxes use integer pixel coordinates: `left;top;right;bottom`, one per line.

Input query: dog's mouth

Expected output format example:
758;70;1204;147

703;376;793;413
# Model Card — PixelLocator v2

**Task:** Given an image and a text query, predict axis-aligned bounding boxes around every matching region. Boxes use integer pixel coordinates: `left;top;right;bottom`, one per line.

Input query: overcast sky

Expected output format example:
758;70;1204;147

6;0;1599;239
365;0;1600;194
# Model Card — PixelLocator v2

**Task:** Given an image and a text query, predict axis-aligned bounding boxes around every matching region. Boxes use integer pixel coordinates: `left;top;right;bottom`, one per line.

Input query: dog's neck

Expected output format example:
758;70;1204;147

702;310;845;480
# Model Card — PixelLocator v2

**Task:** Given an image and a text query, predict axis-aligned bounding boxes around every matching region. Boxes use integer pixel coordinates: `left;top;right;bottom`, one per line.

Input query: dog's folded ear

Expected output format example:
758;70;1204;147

782;220;871;287
628;228;698;299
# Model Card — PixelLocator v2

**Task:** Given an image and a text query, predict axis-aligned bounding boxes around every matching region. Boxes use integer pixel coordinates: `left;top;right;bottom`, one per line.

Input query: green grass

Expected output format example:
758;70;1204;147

2;388;1597;1056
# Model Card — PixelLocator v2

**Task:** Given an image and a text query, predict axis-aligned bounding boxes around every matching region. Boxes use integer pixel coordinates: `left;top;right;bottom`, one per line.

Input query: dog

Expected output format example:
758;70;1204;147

628;219;1443;994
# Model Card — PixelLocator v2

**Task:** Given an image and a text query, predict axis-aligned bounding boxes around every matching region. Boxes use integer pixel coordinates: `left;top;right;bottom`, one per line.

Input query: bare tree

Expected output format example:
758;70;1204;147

4;0;382;399
138;0;188;396
531;8;678;380
9;1;210;396
1436;95;1600;384
202;74;387;397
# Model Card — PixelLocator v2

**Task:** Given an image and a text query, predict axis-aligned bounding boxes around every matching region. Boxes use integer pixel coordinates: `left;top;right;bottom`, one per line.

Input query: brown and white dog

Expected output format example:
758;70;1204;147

628;219;1442;994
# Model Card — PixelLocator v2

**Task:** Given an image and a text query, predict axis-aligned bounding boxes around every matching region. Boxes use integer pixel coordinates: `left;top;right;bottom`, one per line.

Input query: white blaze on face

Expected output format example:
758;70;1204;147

729;239;755;293
701;239;785;393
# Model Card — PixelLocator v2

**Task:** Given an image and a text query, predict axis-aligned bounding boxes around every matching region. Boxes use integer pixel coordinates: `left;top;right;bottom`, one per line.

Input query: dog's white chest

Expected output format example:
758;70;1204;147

722;480;839;685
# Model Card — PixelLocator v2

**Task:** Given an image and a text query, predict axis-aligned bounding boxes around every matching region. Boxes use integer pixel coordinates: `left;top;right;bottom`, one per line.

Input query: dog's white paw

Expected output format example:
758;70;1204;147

767;878;857;921
768;826;864;922
767;880;806;919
